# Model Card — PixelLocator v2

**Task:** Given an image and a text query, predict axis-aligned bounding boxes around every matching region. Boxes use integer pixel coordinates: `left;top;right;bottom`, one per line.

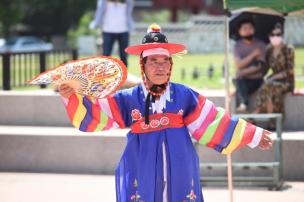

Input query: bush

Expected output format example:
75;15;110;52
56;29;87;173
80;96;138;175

67;12;98;48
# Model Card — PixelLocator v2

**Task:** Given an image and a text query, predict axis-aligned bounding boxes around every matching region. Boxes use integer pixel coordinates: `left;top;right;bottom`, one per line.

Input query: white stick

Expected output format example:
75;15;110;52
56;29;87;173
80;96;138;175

224;15;234;202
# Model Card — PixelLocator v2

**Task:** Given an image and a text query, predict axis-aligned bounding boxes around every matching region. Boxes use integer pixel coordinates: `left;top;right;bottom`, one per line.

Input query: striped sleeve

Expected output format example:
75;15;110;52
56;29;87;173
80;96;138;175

184;89;264;154
62;93;125;132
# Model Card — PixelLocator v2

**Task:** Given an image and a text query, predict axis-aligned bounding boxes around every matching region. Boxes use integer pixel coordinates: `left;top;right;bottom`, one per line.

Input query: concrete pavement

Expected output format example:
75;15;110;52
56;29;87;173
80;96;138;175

0;173;303;202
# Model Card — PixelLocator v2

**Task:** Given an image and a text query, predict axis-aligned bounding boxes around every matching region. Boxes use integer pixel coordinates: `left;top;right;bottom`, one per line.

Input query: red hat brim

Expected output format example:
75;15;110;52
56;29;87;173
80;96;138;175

125;43;186;55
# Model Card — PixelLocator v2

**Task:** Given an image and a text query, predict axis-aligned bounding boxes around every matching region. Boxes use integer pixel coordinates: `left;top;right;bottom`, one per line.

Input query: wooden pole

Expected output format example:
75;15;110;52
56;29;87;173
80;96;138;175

224;14;234;202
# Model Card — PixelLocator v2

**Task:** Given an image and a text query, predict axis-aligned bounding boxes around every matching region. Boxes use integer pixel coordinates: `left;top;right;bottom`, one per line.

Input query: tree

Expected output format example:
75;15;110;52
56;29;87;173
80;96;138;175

0;0;96;38
22;0;96;37
0;0;25;38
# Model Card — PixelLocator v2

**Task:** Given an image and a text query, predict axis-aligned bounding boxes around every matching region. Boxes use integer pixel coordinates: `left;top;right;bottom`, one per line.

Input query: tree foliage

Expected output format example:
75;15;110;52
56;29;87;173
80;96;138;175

0;0;25;38
0;0;96;38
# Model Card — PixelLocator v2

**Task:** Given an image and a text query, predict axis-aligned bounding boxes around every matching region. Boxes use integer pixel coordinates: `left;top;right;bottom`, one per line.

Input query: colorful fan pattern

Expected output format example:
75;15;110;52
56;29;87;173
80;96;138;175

28;56;127;99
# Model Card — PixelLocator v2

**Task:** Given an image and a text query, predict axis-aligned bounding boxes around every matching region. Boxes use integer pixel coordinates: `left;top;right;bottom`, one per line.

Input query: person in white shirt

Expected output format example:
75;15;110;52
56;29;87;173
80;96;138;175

90;0;134;67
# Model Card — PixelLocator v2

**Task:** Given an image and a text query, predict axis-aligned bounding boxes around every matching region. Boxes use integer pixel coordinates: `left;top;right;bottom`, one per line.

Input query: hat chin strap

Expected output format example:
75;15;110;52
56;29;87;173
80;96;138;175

140;57;172;124
143;73;167;91
144;83;167;124
142;73;168;124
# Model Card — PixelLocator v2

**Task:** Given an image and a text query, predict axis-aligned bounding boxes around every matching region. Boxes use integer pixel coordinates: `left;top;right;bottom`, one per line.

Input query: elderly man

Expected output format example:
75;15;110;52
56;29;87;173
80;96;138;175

59;24;272;202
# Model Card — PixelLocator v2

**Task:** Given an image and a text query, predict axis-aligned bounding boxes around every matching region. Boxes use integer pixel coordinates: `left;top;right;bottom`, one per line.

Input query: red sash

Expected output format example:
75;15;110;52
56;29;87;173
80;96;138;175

131;113;184;134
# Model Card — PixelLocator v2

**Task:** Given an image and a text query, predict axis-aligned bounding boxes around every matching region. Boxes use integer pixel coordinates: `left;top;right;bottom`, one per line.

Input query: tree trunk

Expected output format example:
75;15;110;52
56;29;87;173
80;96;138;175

170;5;178;22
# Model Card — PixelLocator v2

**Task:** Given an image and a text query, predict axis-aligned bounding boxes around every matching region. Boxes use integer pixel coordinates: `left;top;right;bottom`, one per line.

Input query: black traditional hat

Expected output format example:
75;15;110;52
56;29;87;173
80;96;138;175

125;24;185;55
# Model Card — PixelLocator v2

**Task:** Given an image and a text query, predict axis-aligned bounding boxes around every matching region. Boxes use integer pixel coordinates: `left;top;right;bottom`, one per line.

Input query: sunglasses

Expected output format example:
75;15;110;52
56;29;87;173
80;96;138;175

270;33;282;37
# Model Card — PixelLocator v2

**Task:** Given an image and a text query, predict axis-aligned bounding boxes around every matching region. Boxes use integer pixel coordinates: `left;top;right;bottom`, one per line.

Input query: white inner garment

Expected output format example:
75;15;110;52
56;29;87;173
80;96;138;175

141;82;171;114
162;142;168;202
141;83;170;200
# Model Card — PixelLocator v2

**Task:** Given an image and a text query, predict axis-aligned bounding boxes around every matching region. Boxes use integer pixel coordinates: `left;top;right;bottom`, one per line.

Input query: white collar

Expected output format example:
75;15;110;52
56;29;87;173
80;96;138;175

140;82;171;113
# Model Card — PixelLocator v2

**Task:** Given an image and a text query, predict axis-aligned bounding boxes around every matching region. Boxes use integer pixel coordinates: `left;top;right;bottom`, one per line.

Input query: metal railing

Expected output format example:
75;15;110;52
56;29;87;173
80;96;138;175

0;49;78;90
198;113;283;189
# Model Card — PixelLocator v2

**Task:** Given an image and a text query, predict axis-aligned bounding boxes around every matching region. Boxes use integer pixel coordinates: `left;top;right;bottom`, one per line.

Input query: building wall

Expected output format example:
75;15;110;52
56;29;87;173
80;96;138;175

129;15;304;54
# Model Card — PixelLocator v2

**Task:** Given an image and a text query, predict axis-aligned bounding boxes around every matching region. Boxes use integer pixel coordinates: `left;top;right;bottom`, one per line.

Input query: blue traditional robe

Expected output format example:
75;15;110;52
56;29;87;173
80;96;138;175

63;82;263;202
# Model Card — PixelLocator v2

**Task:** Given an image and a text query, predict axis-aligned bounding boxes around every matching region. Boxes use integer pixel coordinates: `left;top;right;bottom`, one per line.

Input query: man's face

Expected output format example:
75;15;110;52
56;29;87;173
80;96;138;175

239;23;255;37
144;55;171;85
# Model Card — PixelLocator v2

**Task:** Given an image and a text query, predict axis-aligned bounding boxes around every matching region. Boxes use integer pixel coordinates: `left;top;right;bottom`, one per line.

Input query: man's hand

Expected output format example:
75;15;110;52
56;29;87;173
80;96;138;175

252;48;262;59
266;76;275;84
235;70;244;79
258;130;273;150
58;83;75;99
236;65;259;79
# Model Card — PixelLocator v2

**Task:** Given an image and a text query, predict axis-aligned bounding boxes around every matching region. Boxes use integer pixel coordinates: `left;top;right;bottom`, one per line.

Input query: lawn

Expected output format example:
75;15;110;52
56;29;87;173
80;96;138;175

2;48;304;91
127;48;304;90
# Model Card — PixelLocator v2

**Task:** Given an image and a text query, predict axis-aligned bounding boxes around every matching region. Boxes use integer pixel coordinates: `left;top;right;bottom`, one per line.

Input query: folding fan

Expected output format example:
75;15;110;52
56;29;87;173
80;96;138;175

28;56;127;99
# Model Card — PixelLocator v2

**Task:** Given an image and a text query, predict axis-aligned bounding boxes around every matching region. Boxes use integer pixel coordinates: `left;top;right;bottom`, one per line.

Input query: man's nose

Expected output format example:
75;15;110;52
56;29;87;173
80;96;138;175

155;64;166;71
157;62;168;67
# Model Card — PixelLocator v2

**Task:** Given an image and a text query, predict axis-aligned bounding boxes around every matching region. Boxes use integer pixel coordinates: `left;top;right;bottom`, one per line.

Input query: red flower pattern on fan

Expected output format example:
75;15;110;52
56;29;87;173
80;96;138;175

27;56;127;99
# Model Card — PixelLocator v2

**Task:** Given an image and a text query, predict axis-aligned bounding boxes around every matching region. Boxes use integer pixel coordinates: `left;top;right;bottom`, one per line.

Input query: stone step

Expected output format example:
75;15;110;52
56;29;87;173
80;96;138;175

0;126;303;180
0;90;303;130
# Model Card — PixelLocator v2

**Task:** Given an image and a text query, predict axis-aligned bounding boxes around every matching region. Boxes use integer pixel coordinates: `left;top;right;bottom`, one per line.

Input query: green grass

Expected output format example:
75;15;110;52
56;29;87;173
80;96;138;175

127;48;304;90
0;52;75;91
2;48;304;91
128;53;229;90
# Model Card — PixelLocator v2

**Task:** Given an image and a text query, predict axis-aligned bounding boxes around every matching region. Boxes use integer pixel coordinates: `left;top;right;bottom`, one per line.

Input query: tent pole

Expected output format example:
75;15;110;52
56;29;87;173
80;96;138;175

224;14;234;202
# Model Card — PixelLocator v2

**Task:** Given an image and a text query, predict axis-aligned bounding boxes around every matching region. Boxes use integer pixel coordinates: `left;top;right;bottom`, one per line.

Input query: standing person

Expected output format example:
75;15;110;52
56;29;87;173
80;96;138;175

90;0;134;67
59;24;272;202
254;23;295;129
233;19;266;113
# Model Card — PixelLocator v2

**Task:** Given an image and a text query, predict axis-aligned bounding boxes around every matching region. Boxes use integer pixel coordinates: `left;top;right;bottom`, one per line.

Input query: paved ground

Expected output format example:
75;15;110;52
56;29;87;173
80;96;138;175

0;173;303;202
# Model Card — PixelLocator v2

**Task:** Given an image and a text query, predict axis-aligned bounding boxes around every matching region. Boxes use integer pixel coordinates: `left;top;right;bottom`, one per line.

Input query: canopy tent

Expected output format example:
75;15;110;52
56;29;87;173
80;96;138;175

223;0;304;14
221;1;304;202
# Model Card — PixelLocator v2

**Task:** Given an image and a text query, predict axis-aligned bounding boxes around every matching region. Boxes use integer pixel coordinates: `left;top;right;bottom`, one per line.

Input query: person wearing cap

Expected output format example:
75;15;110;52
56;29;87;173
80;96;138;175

59;24;272;202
